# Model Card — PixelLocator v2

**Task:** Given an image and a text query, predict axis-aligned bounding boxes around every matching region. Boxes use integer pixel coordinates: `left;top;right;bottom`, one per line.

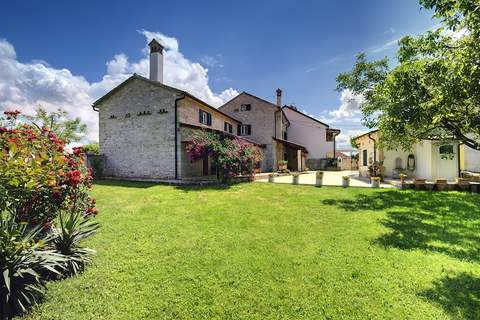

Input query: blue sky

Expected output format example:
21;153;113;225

0;0;437;147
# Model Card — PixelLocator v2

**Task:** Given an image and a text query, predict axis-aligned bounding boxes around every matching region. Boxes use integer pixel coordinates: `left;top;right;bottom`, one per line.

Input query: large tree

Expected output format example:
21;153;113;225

337;0;480;151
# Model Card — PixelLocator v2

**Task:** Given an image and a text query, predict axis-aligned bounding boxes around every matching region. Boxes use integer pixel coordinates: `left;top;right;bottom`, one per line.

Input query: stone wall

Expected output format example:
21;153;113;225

98;78;177;179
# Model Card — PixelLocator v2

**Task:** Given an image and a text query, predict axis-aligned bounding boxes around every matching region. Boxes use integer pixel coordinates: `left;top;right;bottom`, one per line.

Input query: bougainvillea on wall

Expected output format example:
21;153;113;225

186;130;263;181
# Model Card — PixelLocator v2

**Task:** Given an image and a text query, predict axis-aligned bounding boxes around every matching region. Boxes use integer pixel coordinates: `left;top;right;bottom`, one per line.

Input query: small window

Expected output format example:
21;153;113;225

239;124;251;136
224;122;233;134
326;132;334;142
240;104;251;112
362;150;368;166
199;109;212;126
283;131;287;140
439;145;454;154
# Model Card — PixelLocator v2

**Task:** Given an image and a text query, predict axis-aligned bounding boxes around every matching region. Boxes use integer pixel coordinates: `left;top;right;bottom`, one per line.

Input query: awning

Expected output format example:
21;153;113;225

272;137;308;153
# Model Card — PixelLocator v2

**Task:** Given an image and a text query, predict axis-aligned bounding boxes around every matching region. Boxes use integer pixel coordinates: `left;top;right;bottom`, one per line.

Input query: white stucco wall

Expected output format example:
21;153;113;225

283;108;332;159
357;134;459;180
464;145;480;172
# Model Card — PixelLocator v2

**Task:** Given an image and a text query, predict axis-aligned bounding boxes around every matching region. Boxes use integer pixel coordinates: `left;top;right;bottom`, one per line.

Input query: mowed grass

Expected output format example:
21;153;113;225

22;182;480;320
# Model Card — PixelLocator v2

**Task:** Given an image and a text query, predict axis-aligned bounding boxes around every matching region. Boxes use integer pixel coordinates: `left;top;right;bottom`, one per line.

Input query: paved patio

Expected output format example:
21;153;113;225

256;170;394;188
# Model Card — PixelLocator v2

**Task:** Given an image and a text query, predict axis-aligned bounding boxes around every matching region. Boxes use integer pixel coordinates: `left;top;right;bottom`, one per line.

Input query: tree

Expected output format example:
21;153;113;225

25;107;87;144
337;0;480;151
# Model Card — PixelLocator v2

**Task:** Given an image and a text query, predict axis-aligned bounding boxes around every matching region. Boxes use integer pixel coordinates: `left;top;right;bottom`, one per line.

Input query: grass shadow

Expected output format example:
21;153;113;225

322;190;480;262
420;272;480;319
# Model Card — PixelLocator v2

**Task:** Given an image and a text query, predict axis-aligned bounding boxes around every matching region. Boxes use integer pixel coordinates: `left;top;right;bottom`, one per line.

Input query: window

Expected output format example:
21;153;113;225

224;122;233;134
239;124;251;136
199;109;212;126
326;132;334;142
240;104;251;112
439;145;454;154
362;150;368;166
283;131;288;140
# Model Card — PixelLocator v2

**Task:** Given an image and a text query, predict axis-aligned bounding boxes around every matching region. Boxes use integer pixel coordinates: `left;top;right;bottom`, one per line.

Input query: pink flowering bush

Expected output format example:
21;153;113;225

186;131;263;181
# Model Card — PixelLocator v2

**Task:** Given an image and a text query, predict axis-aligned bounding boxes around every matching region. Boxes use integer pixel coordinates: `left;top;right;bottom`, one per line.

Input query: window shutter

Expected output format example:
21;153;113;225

246;104;251;111
199;110;203;123
247;125;252;135
237;124;241;135
224;122;227;132
207;113;212;125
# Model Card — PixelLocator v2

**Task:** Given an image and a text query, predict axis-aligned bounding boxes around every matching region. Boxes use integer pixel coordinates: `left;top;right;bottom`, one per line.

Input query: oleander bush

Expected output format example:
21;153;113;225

0;110;99;318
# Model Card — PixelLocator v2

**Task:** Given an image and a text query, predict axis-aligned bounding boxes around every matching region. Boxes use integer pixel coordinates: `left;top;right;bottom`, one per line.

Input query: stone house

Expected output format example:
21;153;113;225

93;39;262;180
219;92;340;172
219;90;309;172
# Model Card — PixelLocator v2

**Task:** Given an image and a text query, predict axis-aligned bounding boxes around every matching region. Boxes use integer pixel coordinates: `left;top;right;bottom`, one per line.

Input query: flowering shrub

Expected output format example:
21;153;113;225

186;131;263;180
0;110;97;226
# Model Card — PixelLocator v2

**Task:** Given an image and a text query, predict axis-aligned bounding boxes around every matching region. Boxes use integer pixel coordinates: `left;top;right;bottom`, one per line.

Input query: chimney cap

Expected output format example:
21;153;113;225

276;88;282;96
148;39;164;53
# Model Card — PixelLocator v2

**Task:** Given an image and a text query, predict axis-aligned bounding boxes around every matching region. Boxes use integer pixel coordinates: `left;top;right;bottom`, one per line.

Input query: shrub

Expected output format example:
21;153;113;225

82;143;99;155
186;131;263;181
51;211;100;276
0;212;65;318
0;111;96;226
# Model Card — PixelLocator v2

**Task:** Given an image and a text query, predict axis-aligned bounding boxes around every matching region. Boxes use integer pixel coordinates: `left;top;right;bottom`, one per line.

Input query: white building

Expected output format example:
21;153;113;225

282;106;340;169
355;130;464;180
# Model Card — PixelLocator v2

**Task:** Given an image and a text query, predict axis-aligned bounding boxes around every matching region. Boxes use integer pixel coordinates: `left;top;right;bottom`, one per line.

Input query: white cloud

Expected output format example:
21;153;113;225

328;89;364;119
0;31;238;142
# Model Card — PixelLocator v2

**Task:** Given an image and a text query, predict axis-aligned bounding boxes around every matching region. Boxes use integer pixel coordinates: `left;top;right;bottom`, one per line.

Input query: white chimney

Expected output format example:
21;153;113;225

148;39;164;83
276;88;282;106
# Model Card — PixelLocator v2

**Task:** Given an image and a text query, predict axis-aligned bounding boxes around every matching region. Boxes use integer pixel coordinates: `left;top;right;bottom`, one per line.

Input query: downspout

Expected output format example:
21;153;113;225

368;133;377;162
174;94;186;180
457;143;462;178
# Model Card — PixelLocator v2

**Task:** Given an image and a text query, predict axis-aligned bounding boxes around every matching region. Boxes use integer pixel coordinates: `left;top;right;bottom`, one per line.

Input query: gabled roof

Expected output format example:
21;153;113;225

92;74;241;123
219;91;280;111
354;129;379;140
282;105;330;127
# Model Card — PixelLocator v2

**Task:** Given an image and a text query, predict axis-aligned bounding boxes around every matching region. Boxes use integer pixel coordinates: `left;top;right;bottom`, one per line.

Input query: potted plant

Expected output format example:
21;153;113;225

342;176;350;187
292;173;300;185
278;160;288;172
371;176;381;188
435;179;448;191
316;171;324;186
414;178;426;190
268;173;275;183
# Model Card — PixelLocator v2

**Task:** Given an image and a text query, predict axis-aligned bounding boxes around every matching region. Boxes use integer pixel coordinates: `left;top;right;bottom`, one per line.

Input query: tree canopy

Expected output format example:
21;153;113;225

337;0;480;151
25;107;87;144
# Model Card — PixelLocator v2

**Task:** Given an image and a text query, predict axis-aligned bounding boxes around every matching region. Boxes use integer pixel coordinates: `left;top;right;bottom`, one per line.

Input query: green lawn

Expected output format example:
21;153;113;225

22;182;480;319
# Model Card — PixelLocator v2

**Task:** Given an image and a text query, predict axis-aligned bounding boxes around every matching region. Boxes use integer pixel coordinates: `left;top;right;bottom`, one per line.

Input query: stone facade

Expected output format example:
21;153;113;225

96;75;244;180
219;93;288;171
98;77;178;179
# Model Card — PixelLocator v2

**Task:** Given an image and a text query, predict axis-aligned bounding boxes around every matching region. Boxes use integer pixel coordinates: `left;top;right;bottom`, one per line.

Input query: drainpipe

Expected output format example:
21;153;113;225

457;143;462;178
368;132;377;162
174;94;186;180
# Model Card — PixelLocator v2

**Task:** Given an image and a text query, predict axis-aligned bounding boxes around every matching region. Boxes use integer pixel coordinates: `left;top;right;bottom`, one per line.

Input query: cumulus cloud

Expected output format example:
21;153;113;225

0;31;238;142
328;89;364;120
